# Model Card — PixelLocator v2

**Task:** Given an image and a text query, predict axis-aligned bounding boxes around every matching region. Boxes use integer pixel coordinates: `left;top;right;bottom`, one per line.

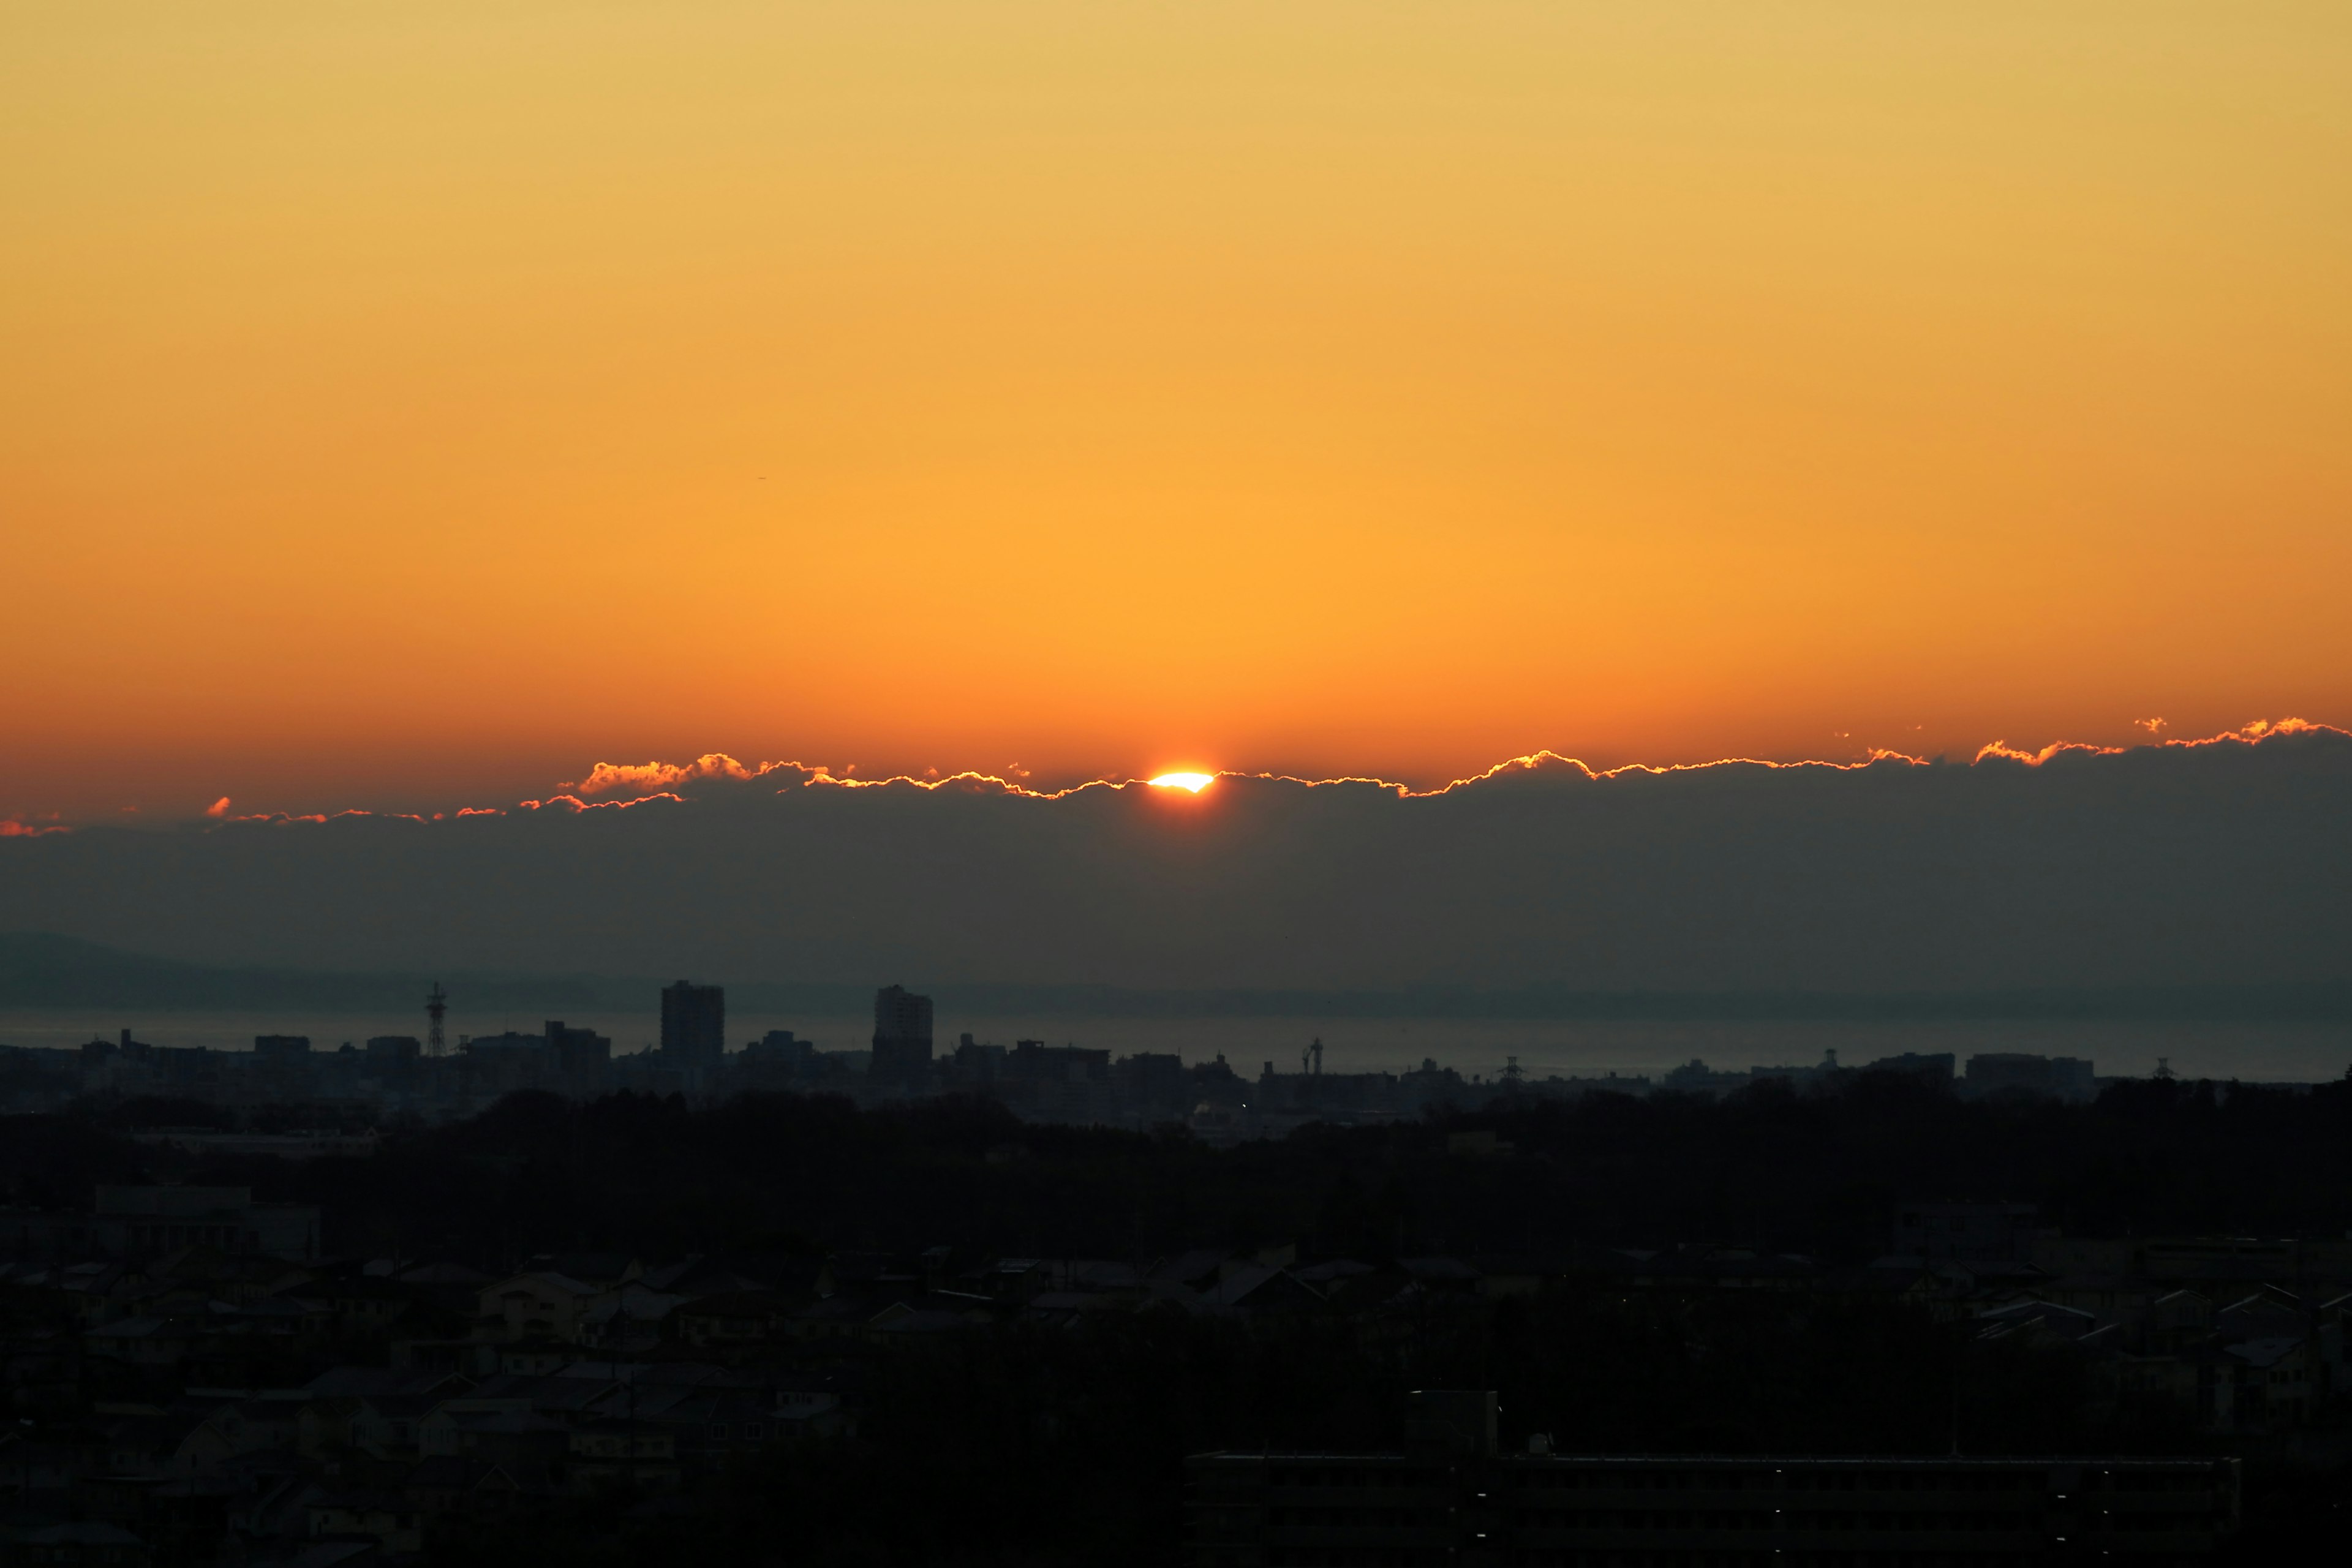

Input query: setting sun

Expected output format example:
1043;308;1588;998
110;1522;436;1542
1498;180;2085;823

1148;773;1216;794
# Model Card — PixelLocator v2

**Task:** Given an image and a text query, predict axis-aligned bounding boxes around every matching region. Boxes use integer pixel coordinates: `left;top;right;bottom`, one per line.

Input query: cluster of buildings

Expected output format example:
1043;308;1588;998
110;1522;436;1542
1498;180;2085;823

1654;1048;2105;1102
1899;1203;2352;1439
0;1231;856;1563
1181;1201;2352;1565
1;981;2223;1142
0;1169;2325;1564
1189;1390;2241;1566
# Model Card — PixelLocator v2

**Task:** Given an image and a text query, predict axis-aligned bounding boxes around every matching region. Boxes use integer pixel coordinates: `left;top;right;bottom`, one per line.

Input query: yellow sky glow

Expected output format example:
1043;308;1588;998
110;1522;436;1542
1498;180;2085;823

2;2;2348;818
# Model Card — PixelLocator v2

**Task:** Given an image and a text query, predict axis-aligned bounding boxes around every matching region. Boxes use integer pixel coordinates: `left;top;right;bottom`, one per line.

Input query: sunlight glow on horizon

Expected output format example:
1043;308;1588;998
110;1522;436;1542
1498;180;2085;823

1148;773;1216;794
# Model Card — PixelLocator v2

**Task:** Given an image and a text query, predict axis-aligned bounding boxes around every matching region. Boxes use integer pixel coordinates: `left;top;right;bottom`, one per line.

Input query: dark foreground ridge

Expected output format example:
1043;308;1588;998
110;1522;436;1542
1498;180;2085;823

1;1080;2350;1562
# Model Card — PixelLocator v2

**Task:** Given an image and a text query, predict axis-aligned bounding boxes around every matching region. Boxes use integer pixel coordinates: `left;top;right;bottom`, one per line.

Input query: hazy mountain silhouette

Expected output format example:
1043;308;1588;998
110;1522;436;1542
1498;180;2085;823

2;931;2347;1022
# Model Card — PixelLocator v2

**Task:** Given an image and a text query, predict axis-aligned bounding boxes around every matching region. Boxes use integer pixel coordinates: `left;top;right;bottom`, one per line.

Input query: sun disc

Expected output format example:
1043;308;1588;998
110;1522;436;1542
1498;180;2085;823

1148;772;1215;793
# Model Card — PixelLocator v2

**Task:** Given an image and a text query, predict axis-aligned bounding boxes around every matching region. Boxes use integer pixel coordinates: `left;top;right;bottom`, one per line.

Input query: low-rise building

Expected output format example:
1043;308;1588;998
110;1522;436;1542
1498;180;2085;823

1188;1391;2242;1566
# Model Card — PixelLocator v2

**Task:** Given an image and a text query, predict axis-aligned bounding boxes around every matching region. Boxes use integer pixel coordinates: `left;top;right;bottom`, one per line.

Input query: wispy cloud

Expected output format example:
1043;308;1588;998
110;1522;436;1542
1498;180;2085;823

516;792;689;813
560;755;780;794
1974;718;2328;768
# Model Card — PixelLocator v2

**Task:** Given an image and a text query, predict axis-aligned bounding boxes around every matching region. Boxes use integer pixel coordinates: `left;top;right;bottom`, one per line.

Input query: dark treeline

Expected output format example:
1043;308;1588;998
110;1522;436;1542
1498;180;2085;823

30;1072;2343;1266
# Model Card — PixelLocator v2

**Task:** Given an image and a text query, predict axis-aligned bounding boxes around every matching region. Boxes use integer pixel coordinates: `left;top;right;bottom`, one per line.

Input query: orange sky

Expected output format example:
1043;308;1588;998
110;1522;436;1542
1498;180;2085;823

4;3;2348;820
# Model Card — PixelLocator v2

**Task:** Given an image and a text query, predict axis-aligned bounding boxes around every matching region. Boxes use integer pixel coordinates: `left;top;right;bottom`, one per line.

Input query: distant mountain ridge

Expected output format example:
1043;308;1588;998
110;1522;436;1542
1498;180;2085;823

0;932;629;1013
1;932;2344;1022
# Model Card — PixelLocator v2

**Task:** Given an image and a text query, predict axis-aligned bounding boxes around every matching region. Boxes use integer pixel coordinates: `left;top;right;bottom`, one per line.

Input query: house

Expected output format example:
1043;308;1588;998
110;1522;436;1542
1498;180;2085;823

1022;1291;1126;1329
96;1409;233;1477
1063;1260;1145;1296
237;1295;333;1340
214;1397;306;1455
1973;1298;2102;1345
350;1401;440;1457
2223;1336;2322;1430
304;1491;421;1555
81;1318;195;1368
225;1469;323;1547
0;1435;77;1506
789;1294;903;1341
2215;1285;2305;1343
238;1544;377;1568
306;1366;469;1401
475;1273;600;1343
0;1521;152;1568
1602;1246;1815;1291
1469;1256;1550;1300
867;1306;978;1340
0;1186;319;1264
396;1260;492;1289
1820;1263;1954;1314
1396;1257;1486;1293
417;1408;569;1468
979;1258;1052;1302
462;1368;619;1422
518;1254;641;1290
673;1291;797;1348
402;1456;521;1521
566;1422;681;1493
320;1278;413;1334
2148;1289;2214;1352
582;1281;692;1341
663;1387;827;1463
639;1255;760;1297
1148;1250;1232;1292
297;1398;367;1457
288;1392;431;1461
495;1336;575;1376
2320;1291;2351;1392
1199;1265;1325;1314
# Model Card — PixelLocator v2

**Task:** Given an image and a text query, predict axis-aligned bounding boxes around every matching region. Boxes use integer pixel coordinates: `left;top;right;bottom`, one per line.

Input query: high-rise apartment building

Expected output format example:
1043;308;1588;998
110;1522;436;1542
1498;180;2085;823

660;981;726;1065
870;985;934;1084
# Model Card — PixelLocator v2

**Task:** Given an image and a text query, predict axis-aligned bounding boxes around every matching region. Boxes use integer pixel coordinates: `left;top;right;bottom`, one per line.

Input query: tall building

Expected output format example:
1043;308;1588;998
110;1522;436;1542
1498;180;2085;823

545;1020;613;1092
660;981;726;1065
870;985;934;1085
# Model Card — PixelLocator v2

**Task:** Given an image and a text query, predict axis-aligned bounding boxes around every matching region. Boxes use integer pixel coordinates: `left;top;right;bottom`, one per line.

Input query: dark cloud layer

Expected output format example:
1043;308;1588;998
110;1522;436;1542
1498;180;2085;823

4;728;2348;997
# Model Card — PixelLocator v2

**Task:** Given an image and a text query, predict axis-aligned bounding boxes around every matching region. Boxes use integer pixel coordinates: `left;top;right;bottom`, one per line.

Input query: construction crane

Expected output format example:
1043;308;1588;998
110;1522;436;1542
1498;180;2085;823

426;982;447;1056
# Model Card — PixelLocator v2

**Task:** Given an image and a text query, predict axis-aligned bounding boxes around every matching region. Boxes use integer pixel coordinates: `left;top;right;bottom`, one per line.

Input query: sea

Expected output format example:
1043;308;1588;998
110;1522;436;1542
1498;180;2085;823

2;1010;2345;1086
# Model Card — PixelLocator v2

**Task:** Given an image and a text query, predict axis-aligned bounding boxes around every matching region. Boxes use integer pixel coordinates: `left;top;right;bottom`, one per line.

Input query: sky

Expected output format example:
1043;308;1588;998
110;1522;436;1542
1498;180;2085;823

4;3;2350;825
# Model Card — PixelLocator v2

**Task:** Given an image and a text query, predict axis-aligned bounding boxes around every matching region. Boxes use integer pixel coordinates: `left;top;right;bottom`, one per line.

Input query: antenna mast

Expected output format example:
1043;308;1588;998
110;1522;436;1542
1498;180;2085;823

426;982;448;1056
